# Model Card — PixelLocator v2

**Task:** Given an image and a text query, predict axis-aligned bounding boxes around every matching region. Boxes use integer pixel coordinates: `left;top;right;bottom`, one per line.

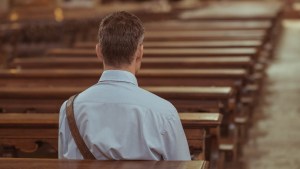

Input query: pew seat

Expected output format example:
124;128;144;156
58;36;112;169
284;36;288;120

0;158;209;169
144;30;266;41
46;48;258;59
144;20;272;30
0;68;248;89
0;86;235;113
75;40;263;49
10;56;253;70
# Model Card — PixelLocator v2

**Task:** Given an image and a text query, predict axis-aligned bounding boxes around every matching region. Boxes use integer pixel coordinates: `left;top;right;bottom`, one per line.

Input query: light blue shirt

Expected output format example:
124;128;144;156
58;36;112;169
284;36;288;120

59;70;190;160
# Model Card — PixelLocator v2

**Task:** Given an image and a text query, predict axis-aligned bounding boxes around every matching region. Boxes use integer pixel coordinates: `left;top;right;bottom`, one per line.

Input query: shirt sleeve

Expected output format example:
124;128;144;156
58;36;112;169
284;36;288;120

58;101;67;159
161;108;191;160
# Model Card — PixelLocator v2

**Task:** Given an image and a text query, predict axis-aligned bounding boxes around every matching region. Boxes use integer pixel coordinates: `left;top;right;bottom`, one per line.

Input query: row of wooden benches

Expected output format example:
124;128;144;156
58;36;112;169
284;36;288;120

0;37;270;169
0;50;259;168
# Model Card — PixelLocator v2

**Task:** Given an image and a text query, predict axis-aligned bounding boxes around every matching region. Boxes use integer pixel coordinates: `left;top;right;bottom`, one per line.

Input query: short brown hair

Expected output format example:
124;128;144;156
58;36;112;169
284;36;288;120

98;11;144;67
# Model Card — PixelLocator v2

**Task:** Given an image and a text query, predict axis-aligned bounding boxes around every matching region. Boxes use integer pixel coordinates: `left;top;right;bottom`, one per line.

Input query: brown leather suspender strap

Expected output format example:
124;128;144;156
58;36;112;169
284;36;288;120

66;94;96;160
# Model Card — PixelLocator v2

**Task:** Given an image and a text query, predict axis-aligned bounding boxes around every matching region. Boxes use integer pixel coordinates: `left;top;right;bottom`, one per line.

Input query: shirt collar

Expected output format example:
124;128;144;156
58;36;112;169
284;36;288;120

99;70;138;86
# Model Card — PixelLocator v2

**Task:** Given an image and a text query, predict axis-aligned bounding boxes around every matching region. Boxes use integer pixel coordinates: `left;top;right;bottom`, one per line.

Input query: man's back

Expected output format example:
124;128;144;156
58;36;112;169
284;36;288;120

59;70;190;160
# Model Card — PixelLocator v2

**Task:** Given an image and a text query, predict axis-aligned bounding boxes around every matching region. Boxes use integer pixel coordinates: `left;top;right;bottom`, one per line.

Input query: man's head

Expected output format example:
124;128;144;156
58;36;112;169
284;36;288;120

96;11;144;73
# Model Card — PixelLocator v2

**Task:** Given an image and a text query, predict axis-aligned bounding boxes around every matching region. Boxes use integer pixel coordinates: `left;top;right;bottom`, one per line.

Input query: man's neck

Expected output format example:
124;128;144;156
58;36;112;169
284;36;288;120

103;65;136;75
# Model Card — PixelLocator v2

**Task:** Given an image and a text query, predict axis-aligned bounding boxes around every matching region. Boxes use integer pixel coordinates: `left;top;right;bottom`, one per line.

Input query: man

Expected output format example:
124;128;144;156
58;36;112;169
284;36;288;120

59;11;190;160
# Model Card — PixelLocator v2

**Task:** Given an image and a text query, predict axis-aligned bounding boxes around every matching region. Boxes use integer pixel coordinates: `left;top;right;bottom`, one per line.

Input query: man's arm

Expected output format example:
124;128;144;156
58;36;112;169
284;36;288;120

161;109;191;160
58;101;67;159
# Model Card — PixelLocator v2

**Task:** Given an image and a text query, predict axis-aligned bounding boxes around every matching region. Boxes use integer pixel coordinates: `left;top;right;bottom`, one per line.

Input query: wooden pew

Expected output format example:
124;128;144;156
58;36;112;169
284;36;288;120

9;56;253;70
144;20;272;30
0;158;209;169
144;30;266;41
0;86;235;114
0;112;222;162
75;40;263;49
143;21;270;41
0;68;248;88
46;48;258;60
177;1;282;21
174;1;282;59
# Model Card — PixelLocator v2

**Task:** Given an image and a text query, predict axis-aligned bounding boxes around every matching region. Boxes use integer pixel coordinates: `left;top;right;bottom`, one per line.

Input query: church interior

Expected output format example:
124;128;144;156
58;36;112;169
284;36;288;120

0;0;300;169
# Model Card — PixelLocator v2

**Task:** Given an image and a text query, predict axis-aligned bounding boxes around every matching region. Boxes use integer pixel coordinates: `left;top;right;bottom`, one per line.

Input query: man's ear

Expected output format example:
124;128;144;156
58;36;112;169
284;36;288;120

96;43;103;61
136;44;143;61
135;44;143;74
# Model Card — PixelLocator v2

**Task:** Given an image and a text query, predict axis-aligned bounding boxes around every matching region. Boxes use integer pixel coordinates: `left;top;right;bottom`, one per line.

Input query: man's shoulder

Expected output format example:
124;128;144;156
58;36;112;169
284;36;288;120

62;83;178;114
137;87;177;112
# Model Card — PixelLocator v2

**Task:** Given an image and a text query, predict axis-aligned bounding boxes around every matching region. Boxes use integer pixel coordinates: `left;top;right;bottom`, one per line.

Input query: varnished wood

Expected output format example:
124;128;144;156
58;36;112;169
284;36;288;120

0;86;234;100
178;1;282;20
0;68;248;78
144;30;266;41
75;40;263;49
10;56;253;70
0;86;234;114
145;40;261;49
144;20;272;30
0;158;209;169
0;68;248;88
46;48;257;58
179;113;223;128
143;48;257;57
0;113;222;128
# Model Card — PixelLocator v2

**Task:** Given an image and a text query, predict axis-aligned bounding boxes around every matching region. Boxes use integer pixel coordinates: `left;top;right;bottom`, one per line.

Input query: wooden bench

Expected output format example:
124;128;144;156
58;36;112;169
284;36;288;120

178;1;282;21
0;86;235;114
144;20;272;30
0;68;248;88
144;30;266;41
75;40;263;49
174;1;283;58
10;56;253;70
0;112;222;162
46;48;259;60
0;158;209;169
